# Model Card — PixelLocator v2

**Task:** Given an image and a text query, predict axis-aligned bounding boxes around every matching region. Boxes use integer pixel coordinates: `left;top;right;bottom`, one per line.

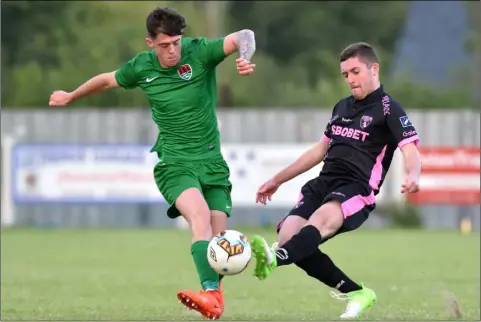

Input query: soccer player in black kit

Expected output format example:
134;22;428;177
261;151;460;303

250;42;422;319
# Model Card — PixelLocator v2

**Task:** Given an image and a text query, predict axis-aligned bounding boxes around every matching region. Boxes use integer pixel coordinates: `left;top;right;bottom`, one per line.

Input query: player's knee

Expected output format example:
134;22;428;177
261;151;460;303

308;201;344;239
175;188;212;241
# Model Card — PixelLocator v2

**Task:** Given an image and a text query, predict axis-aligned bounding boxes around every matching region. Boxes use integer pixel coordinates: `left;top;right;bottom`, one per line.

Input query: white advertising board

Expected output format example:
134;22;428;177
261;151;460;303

11;143;391;206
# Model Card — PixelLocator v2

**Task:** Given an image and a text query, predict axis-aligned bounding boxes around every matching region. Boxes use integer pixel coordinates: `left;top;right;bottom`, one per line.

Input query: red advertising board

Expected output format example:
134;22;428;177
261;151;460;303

407;147;480;205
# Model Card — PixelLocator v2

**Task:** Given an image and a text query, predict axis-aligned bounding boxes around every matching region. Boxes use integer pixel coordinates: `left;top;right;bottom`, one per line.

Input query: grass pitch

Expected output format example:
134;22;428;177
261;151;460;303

1;228;479;320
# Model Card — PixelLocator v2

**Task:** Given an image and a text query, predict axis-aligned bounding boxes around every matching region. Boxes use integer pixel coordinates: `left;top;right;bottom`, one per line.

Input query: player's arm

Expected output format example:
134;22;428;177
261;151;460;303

223;29;256;61
256;113;335;204
386;101;422;193
197;30;255;74
49;72;120;106
400;142;422;186
49;57;139;107
256;138;329;204
272;140;329;186
272;109;337;185
71;72;119;102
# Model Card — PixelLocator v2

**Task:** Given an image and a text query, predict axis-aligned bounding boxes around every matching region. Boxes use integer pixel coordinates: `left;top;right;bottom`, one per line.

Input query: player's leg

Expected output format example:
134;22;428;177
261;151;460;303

202;159;232;285
210;210;228;237
310;198;376;319
184;159;231;316
260;183;377;318
210;210;228;280
276;215;306;247
275;207;362;295
153;162;222;319
209;210;228;310
251;181;321;279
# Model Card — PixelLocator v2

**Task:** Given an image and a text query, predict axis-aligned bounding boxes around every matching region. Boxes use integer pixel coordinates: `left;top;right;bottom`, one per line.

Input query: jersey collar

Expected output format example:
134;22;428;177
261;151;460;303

352;85;385;107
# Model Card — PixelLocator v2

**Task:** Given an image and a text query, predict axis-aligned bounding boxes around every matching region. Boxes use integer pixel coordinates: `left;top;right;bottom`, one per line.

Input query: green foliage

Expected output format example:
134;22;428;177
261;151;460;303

387;73;472;109
227;1;407;81
0;1;474;109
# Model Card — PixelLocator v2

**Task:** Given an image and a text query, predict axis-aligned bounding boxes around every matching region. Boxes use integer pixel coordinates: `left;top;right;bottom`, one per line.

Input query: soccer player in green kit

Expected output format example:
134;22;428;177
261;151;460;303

48;7;256;320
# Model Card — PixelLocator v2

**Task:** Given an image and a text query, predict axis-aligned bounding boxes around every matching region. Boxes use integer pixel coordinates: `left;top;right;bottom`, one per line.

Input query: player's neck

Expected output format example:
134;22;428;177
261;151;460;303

363;83;382;99
369;82;381;95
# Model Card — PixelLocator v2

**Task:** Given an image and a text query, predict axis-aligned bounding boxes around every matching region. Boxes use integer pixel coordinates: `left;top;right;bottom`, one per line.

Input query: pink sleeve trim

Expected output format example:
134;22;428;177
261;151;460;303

398;135;420;148
321;134;331;143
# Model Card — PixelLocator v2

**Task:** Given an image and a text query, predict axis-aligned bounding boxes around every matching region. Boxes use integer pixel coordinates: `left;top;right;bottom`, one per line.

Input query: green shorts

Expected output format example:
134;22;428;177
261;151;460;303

153;158;232;219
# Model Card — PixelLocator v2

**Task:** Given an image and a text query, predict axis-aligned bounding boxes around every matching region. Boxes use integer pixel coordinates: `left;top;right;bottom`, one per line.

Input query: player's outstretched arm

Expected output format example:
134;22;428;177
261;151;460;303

273;141;329;185
223;29;256;76
49;72;119;107
256;141;328;204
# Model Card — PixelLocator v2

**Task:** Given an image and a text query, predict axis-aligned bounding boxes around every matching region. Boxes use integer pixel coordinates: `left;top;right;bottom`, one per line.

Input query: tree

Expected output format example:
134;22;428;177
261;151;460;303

227;1;407;85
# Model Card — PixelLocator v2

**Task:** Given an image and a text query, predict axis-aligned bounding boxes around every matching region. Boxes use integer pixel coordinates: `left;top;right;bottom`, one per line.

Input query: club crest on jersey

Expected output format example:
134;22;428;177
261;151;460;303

360;115;373;129
177;64;192;80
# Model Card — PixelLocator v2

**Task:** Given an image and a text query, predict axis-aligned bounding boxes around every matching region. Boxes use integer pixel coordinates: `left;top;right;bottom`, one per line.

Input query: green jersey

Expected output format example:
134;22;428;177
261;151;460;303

115;37;226;162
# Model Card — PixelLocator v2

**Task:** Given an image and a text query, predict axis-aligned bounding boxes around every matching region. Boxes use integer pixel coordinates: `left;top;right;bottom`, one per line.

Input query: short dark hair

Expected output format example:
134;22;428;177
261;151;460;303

340;42;379;66
146;7;186;38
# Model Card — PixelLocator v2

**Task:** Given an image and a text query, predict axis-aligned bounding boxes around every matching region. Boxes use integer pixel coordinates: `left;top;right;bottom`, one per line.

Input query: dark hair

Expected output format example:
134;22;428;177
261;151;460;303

340;42;379;66
146;7;186;38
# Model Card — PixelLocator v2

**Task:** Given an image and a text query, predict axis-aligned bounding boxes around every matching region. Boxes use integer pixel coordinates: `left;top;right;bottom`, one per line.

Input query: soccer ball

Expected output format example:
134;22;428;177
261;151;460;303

207;230;252;276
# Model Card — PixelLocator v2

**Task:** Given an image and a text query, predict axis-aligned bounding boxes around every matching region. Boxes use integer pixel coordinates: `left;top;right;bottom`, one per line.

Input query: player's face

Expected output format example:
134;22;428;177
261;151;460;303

341;57;379;100
145;33;182;68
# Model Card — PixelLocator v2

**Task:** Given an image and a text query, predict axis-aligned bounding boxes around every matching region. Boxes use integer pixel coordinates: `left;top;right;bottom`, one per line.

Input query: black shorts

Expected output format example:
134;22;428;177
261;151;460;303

276;175;376;242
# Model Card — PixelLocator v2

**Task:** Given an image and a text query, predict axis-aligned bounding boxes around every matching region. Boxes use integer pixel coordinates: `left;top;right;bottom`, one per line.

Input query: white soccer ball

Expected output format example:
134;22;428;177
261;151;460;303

207;230;252;276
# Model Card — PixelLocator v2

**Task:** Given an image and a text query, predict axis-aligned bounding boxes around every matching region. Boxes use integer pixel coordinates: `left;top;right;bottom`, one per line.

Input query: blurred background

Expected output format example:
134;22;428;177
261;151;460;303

1;0;480;232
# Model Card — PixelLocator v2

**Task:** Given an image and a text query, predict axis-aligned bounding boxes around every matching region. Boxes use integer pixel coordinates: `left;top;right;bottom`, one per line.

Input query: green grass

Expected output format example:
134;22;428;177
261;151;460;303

1;228;480;320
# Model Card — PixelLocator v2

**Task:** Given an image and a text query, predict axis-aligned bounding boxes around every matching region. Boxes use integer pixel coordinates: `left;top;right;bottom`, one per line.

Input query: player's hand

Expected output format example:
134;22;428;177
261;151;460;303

256;178;280;205
401;175;420;193
236;58;255;76
49;90;73;107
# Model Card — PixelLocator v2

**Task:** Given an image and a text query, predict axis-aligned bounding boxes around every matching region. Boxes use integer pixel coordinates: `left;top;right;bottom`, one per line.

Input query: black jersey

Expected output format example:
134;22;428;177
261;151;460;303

320;85;420;195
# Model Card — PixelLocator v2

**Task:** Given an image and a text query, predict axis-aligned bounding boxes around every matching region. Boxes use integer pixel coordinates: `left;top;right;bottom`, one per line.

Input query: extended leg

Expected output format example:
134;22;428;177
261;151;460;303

175;188;223;319
252;198;377;319
276;214;361;294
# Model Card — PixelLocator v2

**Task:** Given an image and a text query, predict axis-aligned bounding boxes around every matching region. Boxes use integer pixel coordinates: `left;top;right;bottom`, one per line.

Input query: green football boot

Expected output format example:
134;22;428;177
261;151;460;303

250;235;278;280
330;283;377;319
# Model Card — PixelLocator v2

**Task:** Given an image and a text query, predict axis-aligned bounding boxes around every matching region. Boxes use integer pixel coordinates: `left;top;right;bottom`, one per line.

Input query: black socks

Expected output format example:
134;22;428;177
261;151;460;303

274;224;362;294
275;225;323;266
295;249;362;293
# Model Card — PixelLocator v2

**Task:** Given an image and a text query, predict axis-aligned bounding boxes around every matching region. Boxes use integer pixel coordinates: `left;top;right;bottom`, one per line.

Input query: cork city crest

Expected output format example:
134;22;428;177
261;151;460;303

177;64;192;80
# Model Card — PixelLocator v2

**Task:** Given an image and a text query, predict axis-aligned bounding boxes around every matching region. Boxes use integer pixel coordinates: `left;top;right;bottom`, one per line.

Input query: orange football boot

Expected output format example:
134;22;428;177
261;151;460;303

217;280;225;312
177;286;224;320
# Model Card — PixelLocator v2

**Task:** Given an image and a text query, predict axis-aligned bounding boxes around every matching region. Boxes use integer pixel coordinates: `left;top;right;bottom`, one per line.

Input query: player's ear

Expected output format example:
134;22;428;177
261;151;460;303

145;37;154;48
371;63;379;77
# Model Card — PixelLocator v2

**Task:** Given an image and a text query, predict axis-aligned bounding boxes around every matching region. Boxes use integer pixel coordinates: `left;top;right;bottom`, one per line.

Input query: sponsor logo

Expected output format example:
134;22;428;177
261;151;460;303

329;115;339;124
275;248;289;260
145;76;159;83
209;246;217;262
331;125;369;141
399;116;412;128
403;130;417;137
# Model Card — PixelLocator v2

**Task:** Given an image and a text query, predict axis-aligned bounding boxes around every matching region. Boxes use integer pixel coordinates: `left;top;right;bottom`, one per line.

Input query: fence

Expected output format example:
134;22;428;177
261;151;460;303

2;108;480;230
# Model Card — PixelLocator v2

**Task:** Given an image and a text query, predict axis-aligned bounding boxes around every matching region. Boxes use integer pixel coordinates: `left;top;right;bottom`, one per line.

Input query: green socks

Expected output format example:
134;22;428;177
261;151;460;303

191;240;219;290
